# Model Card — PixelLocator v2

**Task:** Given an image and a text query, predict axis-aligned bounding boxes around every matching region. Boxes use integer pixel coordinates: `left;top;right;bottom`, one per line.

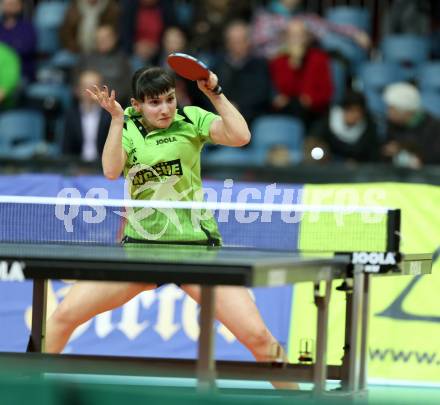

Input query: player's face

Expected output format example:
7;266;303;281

139;90;177;129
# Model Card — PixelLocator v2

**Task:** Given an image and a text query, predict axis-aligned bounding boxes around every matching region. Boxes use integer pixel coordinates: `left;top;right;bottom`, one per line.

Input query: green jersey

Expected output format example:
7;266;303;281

121;105;222;244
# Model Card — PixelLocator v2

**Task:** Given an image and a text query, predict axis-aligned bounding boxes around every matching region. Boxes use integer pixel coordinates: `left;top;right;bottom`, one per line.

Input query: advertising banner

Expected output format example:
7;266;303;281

290;183;440;383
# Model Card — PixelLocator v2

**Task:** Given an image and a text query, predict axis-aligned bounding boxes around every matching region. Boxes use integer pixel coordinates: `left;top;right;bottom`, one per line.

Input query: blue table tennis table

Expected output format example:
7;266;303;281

0;242;432;397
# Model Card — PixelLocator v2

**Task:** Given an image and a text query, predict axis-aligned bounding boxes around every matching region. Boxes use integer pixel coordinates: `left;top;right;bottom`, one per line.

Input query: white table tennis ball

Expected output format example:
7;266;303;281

311;147;324;160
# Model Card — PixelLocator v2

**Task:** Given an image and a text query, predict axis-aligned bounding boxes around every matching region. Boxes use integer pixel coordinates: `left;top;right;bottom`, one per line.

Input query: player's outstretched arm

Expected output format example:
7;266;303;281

197;72;251;147
86;85;127;179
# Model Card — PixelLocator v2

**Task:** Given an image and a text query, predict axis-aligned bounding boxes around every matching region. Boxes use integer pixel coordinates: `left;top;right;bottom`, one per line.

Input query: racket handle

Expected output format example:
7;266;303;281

212;85;223;95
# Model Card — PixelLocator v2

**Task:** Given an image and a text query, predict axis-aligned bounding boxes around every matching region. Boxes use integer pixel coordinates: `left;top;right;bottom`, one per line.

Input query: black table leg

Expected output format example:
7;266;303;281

346;269;364;393
28;279;48;353
197;285;216;391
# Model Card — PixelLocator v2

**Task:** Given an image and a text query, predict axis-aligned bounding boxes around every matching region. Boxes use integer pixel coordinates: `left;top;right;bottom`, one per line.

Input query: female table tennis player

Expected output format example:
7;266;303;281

44;66;298;389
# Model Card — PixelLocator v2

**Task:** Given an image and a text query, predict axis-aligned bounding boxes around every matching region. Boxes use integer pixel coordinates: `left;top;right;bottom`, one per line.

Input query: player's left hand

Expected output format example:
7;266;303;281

86;85;124;119
197;71;220;96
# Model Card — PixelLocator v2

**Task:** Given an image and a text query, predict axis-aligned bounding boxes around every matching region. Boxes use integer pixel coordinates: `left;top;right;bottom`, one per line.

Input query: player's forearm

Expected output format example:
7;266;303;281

102;117;125;180
207;93;251;146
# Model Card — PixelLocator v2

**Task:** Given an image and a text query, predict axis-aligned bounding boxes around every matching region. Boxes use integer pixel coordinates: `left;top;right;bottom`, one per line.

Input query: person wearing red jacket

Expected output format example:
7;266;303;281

269;18;333;129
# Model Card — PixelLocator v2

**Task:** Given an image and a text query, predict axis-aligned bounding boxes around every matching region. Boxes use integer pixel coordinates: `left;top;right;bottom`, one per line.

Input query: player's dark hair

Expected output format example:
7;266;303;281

132;67;176;101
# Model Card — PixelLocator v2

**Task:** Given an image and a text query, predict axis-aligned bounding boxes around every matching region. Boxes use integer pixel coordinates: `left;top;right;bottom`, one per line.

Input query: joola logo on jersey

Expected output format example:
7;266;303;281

132;159;183;185
0;261;25;281
156;137;177;145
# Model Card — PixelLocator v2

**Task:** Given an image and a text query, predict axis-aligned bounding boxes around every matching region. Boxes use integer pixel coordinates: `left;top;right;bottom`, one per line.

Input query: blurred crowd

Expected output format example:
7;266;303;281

1;0;440;169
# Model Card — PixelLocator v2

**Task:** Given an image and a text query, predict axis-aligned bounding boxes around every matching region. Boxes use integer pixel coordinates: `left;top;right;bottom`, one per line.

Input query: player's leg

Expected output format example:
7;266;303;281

181;285;281;360
180;284;299;389
45;281;156;353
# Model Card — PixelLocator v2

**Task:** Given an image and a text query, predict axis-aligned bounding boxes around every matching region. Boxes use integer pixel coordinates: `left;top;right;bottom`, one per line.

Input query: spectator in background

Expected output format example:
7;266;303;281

382;0;431;36
269;18;333;129
212;20;271;125
0;0;36;81
0;42;20;108
62;70;111;161
251;0;370;60
188;0;253;62
306;91;379;163
157;26;191;107
251;0;309;59
74;25;132;105
268;0;308;15
60;0;120;54
266;144;292;167
119;0;176;59
382;83;440;168
431;2;440;58
156;25;188;68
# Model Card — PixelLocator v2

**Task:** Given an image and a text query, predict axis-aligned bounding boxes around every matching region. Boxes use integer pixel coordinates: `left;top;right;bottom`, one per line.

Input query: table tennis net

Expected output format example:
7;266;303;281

0;196;400;253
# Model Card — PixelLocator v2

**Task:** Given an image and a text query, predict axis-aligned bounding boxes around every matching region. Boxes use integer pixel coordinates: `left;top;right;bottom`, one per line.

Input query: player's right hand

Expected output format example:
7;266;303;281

197;71;220;96
86;85;124;120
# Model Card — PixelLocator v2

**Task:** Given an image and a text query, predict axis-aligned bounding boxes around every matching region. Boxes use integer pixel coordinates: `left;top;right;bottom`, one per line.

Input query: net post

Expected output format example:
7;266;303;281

386;209;401;252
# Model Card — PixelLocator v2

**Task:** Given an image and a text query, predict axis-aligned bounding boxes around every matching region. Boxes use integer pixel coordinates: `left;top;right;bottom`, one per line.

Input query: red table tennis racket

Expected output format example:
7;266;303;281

167;52;222;95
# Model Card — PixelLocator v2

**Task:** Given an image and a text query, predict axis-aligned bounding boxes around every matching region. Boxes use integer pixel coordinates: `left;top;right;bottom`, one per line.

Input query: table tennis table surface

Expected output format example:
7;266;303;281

0;242;355;286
